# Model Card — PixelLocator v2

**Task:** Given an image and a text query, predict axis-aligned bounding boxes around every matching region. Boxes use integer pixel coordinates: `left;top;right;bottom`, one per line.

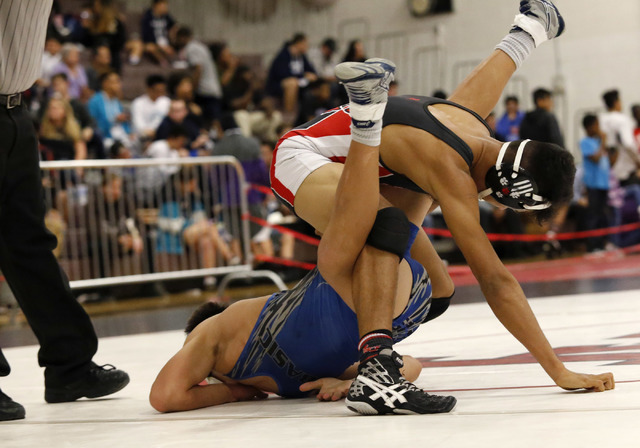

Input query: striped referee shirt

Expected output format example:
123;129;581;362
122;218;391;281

0;0;53;94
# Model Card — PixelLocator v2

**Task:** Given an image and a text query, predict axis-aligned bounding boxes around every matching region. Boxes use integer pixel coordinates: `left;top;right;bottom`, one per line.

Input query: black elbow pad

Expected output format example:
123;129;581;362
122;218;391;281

423;290;454;323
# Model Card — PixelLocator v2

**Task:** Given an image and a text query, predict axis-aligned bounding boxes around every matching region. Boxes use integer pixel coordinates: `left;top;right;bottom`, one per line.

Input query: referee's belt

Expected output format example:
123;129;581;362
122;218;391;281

0;93;22;109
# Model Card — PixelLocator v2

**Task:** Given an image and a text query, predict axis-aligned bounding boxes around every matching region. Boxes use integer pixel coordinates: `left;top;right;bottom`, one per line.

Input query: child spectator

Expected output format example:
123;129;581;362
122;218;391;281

141;0;176;65
496;96;525;141
580;114;611;251
131;75;171;140
156;168;235;273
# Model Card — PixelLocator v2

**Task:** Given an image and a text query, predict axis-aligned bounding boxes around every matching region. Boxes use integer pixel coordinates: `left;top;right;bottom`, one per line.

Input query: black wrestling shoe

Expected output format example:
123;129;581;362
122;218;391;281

0;389;25;421
345;349;456;415
45;363;130;403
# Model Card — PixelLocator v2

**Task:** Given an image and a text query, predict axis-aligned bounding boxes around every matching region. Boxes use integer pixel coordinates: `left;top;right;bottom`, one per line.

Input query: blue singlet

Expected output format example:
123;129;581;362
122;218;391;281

227;224;431;397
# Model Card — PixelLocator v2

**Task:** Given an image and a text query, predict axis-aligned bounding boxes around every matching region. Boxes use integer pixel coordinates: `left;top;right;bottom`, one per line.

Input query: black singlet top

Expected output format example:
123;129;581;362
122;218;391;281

380;95;494;193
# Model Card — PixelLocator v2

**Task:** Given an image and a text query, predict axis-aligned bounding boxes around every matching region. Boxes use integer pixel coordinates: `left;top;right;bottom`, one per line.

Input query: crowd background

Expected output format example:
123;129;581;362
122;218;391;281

4;0;640;303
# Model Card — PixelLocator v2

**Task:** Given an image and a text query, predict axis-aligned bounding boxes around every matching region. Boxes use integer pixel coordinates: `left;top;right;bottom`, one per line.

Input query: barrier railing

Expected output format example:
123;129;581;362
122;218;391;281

40;157;262;290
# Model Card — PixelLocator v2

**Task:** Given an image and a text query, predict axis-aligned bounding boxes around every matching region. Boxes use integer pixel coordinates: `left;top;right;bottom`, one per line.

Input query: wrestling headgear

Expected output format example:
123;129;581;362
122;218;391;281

478;140;550;210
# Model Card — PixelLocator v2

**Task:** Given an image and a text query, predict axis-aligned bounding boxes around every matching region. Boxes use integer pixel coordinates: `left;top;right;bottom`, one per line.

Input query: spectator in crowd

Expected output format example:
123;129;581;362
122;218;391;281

632;104;640;152
296;79;339;125
82;0;143;72
580;114;611;251
221;65;256;114
50;43;90;101
342;39;366;63
211;42;239;89
155;99;207;150
44;73;105;159
131;74;171;140
485;111;497;133
47;0;84;43
214;114;270;261
496;95;525;141
139;124;189;195
234;96;284;144
266;33;317;115
40;35;63;86
168;73;203;124
39;96;88;164
308;37;339;83
519;88;564;146
86;45;113;93
156;168;235;274
141;0;176;66
388;80;399;97
174;26;223;126
87;71;132;147
87;173;144;279
520;88;566;255
600;90;640;186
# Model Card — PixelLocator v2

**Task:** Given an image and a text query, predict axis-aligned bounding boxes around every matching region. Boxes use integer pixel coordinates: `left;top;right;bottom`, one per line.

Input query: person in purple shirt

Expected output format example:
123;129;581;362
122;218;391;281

51;43;89;101
496;95;525;141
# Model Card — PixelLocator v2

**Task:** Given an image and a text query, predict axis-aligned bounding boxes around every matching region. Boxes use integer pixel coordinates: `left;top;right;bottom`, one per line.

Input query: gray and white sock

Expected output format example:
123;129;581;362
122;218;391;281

496;31;535;69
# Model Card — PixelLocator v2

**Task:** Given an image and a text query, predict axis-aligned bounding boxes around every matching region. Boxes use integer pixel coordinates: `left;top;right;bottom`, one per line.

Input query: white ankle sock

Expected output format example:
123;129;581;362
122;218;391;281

349;102;386;146
350;120;382;146
496;31;535;69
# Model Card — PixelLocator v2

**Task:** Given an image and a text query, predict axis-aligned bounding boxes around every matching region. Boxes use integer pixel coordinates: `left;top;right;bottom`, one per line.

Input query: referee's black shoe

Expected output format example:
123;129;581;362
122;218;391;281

0;389;25;421
45;362;130;403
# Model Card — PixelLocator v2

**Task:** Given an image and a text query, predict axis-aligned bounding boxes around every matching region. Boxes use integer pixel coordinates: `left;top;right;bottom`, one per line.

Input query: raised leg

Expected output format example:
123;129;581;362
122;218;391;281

448;0;565;119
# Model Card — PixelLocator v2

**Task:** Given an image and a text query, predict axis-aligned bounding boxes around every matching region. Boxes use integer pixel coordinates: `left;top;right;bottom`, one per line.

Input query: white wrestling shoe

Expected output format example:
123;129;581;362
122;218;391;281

345;349;457;415
511;0;565;47
334;58;395;127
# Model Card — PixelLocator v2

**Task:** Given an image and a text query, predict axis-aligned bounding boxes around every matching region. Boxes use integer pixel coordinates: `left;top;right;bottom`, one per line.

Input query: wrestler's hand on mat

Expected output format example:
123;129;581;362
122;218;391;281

227;383;269;402
553;369;615;392
299;378;351;401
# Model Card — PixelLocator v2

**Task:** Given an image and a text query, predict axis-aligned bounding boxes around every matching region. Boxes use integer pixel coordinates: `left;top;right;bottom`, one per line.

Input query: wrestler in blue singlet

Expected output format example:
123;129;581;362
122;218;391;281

227;224;432;397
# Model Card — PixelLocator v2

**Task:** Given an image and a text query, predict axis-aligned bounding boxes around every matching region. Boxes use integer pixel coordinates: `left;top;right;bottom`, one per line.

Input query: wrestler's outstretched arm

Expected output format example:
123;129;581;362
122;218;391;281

150;317;267;412
432;165;614;392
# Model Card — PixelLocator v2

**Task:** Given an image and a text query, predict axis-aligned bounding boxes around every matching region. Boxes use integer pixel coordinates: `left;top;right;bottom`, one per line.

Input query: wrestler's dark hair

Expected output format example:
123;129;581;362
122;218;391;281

185;302;228;334
602;89;619;110
520;140;576;224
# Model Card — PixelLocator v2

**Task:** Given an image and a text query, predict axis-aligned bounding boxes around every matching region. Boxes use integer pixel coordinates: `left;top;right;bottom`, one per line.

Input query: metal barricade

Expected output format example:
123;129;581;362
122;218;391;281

39;156;274;291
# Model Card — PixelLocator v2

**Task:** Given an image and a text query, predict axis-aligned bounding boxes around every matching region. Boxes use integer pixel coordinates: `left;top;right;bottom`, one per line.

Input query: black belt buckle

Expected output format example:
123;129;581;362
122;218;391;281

6;93;21;109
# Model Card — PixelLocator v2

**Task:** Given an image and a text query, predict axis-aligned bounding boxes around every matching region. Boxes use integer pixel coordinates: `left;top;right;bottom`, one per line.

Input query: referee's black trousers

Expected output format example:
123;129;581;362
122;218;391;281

0;103;97;386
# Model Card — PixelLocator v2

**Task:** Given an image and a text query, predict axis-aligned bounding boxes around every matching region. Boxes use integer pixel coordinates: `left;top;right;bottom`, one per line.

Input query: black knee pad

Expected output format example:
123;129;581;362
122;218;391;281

423;290;454;323
365;207;411;260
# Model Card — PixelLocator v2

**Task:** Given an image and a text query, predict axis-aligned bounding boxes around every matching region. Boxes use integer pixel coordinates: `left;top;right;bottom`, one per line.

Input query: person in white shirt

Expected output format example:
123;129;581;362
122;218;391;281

599;89;640;186
131;74;171;140
40;35;62;85
308;37;339;83
142;124;189;190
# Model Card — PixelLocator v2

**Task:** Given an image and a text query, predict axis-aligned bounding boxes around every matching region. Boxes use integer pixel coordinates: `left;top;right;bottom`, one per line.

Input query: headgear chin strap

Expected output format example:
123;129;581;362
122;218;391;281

478;140;551;210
